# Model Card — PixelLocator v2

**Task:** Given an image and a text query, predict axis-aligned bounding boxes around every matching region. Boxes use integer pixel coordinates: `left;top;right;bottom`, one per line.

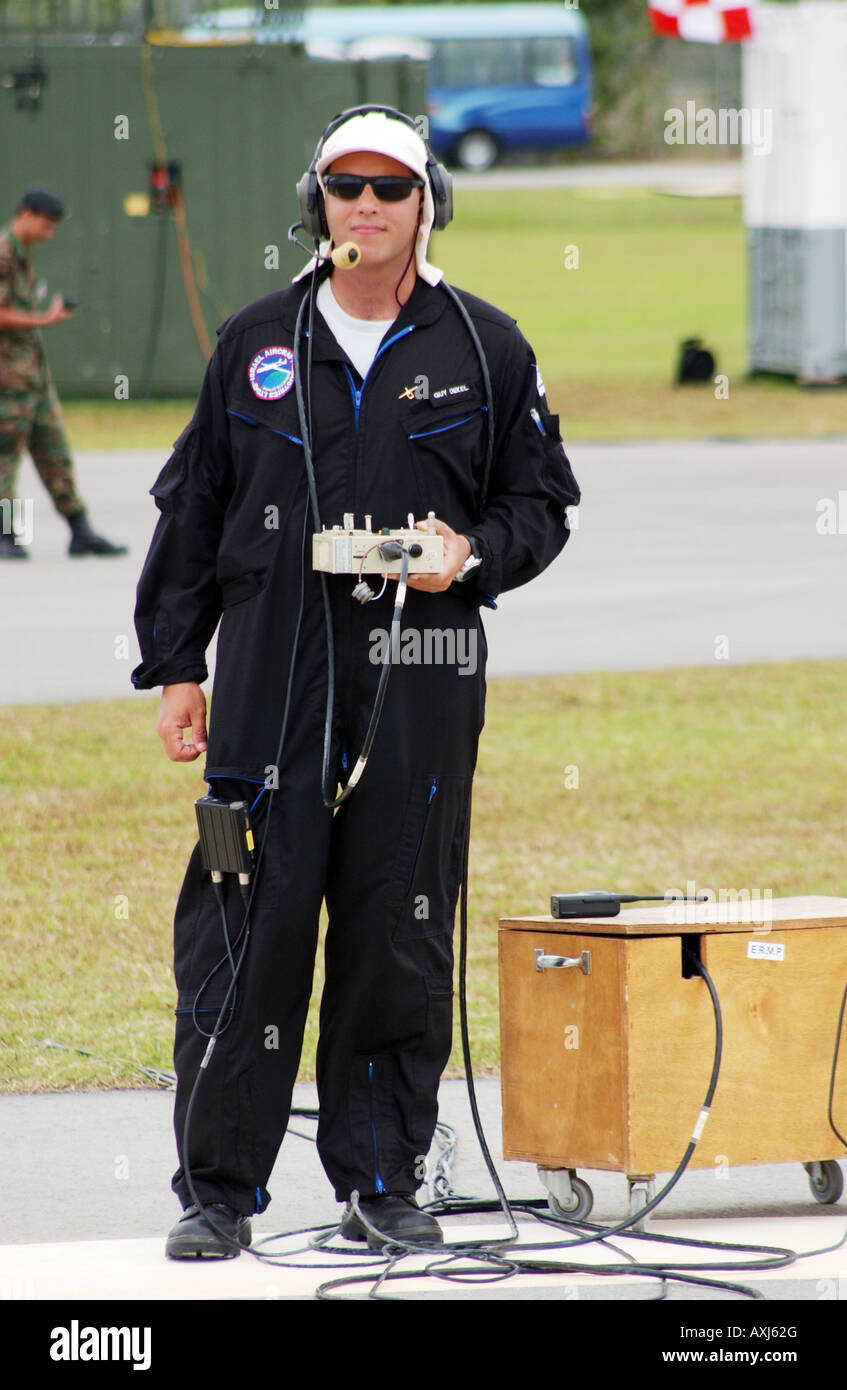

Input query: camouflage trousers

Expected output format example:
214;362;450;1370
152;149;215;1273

0;382;82;520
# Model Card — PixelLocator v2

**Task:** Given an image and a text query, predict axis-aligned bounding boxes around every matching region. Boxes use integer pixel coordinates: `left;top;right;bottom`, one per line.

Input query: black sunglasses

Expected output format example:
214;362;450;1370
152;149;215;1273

323;173;425;203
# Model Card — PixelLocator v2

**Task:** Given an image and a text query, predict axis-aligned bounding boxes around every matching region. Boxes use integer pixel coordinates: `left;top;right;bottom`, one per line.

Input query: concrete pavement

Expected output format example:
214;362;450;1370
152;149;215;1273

2;1081;845;1301
452;158;744;196
2;439;846;705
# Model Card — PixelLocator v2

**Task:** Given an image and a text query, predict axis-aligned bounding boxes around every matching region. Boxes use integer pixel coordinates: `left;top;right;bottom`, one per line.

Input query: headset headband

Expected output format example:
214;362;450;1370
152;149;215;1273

296;103;453;242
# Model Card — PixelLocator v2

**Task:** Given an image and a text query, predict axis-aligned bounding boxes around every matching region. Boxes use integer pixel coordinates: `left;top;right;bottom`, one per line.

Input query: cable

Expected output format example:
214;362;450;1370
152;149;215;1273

304;892;824;1298
439;282;495;514
178;487;312;1256
293;271;336;808
36;1039;175;1090
828;980;847;1148
140;40;212;364
140;204;169;400
456;787;518;1243
170;184;213;361
293;261;415;809
330;547;410;803
176;741;838;1286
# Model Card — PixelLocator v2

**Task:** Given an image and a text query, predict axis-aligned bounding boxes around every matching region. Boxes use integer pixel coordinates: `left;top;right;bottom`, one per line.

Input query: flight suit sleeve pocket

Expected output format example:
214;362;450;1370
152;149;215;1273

528;405;580;506
149;453;188;514
149;423;197;513
537;407;561;441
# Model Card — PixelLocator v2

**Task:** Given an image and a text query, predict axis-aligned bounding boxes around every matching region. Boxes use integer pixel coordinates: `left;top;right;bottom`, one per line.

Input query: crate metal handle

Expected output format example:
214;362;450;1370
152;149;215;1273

534;948;592;975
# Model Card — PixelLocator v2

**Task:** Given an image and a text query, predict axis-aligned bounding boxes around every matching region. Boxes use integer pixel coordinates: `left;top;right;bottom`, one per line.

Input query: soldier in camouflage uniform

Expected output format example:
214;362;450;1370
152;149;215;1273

0;187;128;559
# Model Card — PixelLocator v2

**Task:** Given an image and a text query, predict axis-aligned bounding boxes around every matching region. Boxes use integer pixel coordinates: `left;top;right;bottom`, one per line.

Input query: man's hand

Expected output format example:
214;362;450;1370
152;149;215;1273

157;682;208;762
401;517;471;593
41;293;73;326
0;295;72;331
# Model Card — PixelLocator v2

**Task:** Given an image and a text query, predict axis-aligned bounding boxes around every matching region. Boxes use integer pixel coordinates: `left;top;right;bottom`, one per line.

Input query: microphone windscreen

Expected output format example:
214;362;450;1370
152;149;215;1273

331;241;361;270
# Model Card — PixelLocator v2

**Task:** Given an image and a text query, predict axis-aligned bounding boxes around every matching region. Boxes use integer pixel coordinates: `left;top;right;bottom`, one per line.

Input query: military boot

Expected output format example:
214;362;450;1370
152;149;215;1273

67;508;128;557
0;531;30;560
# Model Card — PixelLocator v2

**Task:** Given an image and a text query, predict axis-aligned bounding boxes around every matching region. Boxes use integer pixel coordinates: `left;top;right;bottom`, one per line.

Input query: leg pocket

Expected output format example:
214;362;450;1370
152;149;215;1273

390;772;471;943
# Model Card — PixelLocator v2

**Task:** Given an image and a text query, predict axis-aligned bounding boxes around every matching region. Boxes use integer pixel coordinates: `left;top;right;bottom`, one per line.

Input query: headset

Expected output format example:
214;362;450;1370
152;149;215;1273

292;104;493;518
296;104;454;242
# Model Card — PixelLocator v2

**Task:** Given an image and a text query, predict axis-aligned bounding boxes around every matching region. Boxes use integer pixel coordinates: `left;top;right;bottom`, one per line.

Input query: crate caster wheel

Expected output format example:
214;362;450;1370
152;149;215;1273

804;1160;844;1205
538;1167;594;1221
548;1179;594;1222
627;1175;656;1231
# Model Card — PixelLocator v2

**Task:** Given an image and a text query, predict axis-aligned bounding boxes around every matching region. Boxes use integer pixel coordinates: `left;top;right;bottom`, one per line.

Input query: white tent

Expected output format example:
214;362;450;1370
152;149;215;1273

744;2;847;381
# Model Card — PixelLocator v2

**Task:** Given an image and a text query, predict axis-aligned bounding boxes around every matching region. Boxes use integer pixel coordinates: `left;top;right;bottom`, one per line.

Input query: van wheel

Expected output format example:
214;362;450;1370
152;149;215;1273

454;129;499;172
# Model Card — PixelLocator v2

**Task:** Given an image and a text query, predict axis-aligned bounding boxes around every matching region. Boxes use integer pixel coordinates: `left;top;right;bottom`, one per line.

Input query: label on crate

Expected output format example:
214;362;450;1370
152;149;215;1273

746;940;785;961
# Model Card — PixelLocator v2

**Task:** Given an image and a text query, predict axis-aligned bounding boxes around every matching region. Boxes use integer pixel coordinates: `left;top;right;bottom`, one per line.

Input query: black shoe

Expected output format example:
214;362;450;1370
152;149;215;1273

67;508;129;557
340;1193;443;1249
165;1202;252;1260
0;532;30;560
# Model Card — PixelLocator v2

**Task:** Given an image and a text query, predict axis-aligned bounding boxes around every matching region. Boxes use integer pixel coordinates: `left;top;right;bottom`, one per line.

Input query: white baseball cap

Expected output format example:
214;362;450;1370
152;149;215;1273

293;109;444;287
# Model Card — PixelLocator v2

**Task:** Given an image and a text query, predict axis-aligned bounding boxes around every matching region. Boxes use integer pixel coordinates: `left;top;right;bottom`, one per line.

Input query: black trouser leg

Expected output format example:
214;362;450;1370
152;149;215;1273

317;768;472;1201
170;764;332;1216
315;590;483;1201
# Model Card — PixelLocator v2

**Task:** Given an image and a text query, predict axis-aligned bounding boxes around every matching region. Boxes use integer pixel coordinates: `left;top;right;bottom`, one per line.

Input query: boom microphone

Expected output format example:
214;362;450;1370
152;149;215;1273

287;225;361;270
330;241;361;269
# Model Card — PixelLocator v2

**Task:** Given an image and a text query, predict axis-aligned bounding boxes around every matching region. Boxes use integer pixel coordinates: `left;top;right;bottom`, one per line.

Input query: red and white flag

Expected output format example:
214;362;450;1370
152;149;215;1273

648;0;755;43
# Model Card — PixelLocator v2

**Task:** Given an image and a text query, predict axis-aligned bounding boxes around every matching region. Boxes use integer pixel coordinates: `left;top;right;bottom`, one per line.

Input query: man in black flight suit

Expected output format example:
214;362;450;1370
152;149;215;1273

132;106;580;1257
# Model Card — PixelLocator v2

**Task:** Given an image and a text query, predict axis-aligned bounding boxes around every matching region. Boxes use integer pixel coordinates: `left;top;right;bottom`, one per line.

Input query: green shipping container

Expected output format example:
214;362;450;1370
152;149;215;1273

1;39;426;396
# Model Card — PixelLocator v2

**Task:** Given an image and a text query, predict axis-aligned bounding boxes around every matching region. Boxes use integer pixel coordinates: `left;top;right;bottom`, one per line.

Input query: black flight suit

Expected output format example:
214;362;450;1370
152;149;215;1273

132;268;580;1216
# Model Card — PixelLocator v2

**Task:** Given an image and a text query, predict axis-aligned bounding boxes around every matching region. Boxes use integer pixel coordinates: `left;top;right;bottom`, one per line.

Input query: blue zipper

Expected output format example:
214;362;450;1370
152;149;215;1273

339;326;417;773
408;406;487;441
406;777;438;892
368;1060;385;1194
343;325;416;446
226;408;302;446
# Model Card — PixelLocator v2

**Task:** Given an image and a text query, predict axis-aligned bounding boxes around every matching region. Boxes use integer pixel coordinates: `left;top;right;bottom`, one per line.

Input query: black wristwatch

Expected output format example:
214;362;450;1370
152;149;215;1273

454;535;482;583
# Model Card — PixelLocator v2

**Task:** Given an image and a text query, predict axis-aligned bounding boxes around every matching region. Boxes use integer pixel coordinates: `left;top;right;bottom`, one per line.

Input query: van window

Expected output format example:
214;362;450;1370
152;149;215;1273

432;38;524;88
527;36;578;87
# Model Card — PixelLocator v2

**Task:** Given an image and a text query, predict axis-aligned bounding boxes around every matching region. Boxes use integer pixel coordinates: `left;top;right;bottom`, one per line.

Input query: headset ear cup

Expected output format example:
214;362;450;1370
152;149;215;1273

427;160;453;231
296;169;329;242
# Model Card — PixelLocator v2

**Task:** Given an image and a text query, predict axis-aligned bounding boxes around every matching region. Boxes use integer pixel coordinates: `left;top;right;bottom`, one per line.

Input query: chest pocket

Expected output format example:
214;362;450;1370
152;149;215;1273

216;408;306;606
400;394;488;526
226;407;302;451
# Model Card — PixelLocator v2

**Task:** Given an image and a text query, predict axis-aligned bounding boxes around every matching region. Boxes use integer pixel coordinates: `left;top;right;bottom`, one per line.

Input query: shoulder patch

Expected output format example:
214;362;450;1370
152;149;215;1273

248;346;295;401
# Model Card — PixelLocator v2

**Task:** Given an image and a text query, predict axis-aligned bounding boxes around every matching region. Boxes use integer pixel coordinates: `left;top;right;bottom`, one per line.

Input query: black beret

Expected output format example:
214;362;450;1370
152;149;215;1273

17;187;68;221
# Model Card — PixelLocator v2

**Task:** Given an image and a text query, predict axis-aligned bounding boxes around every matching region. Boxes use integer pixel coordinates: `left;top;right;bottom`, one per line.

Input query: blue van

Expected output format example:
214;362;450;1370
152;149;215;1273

180;4;594;170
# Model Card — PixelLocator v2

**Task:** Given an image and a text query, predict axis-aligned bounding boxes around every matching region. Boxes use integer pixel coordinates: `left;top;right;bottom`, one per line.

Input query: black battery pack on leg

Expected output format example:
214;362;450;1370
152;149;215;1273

194;795;255;892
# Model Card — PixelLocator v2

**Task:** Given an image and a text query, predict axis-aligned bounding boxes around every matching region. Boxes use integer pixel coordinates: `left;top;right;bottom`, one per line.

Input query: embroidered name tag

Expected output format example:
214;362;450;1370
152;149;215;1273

430;382;471;407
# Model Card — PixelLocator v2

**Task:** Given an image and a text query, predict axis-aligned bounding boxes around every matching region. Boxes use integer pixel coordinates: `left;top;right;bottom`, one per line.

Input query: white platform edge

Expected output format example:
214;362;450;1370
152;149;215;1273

2;1215;846;1301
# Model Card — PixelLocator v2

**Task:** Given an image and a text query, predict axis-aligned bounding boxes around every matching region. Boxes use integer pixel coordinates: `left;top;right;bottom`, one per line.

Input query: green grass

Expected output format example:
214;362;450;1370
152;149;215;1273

437;188;748;383
60;188;846;449
3;661;846;1092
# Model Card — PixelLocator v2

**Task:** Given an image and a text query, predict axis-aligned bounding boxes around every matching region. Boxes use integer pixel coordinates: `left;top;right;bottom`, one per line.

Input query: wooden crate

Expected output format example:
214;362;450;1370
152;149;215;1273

499;896;847;1176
